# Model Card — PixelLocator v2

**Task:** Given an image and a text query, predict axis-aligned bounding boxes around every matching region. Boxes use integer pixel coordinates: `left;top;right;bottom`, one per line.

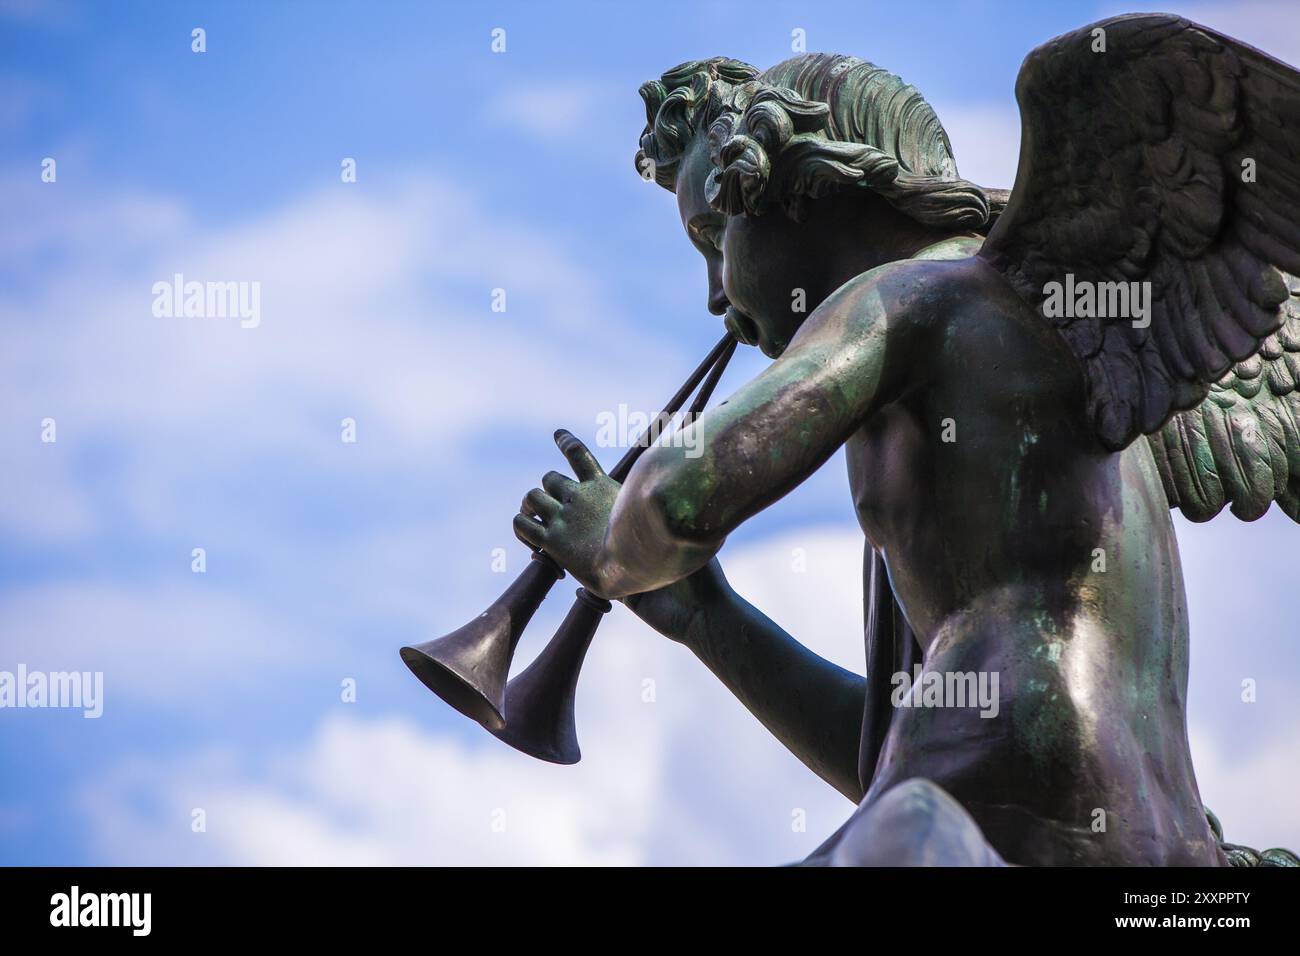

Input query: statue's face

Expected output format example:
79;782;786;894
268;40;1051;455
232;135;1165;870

675;135;825;358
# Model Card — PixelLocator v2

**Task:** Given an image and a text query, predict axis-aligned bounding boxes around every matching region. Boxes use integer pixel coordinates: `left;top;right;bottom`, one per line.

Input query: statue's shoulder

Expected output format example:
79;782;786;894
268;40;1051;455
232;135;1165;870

820;246;992;335
911;236;984;262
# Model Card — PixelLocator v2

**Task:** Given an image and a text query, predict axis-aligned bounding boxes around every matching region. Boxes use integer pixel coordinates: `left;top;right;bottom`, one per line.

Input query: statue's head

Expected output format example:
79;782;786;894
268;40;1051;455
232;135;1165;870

636;54;995;356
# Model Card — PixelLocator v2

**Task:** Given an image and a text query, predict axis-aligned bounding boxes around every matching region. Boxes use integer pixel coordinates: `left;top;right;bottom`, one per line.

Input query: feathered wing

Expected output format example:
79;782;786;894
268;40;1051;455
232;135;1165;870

979;14;1300;464
1148;274;1300;521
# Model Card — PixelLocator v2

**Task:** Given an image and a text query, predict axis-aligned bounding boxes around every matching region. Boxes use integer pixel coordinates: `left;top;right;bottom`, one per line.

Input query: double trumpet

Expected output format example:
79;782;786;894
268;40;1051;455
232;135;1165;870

400;332;737;763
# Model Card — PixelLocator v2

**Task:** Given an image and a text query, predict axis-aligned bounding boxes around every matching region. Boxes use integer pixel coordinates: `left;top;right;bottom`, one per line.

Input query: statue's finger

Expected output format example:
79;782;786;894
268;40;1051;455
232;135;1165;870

554;429;604;481
542;470;576;500
521;488;560;523
512;513;546;550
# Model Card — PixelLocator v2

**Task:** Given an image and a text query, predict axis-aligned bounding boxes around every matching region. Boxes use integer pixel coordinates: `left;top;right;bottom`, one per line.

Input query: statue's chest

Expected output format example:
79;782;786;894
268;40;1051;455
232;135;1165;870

845;403;933;547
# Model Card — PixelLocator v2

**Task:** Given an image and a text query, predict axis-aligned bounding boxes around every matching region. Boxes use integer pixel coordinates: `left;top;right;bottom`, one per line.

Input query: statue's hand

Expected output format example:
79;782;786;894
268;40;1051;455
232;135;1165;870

513;430;621;597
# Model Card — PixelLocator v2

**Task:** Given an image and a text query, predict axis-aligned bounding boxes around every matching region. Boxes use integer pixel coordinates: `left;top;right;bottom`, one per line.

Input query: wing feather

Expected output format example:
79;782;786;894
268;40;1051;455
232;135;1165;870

980;14;1300;456
1149;278;1300;521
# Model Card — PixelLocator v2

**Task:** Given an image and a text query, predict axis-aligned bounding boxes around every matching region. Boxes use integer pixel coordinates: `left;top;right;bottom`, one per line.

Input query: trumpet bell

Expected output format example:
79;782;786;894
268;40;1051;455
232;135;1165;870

490;587;611;763
400;552;563;730
400;621;511;730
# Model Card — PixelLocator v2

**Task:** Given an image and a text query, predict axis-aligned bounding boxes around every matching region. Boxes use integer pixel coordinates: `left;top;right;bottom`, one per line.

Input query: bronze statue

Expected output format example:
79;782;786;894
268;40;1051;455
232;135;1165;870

405;14;1300;866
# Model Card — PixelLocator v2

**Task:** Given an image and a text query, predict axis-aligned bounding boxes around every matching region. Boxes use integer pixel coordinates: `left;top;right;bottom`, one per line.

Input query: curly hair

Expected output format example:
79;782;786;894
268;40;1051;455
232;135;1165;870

636;53;1002;231
636;57;761;189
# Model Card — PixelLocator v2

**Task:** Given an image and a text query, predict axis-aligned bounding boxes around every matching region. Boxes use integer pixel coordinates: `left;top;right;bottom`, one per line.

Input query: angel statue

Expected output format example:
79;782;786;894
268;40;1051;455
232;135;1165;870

510;13;1300;865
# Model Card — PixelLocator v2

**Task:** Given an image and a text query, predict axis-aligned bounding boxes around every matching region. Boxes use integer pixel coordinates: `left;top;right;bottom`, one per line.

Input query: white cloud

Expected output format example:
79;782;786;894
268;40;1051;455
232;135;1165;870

76;519;1300;864
933;102;1021;192
85;716;658;866
485;83;608;143
0;171;690;545
0;581;316;708
81;528;865;865
1191;719;1300;852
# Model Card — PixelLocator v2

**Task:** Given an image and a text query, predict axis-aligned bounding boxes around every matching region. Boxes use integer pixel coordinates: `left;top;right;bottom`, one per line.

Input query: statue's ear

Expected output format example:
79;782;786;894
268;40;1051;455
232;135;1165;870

703;168;723;207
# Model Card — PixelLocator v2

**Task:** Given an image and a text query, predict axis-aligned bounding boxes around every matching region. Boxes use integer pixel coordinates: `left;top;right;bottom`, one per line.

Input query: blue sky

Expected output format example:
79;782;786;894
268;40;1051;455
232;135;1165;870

2;0;1299;865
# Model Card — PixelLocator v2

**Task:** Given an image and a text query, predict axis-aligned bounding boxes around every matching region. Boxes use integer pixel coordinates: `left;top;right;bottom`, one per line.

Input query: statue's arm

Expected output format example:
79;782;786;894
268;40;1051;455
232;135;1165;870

602;263;918;802
624;558;868;801
512;262;918;799
595;262;915;597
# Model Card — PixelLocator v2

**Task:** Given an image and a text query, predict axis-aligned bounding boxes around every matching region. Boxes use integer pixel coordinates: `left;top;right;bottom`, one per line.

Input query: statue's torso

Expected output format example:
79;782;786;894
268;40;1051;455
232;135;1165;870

843;255;1220;864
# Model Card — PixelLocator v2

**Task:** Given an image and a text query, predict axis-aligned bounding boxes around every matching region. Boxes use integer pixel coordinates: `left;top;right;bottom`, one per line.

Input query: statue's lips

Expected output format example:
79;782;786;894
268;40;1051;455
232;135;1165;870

724;308;760;347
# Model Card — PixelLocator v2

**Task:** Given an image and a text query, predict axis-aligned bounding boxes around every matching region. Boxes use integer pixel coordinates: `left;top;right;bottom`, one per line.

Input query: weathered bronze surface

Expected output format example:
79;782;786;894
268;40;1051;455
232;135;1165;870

412;14;1300;865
